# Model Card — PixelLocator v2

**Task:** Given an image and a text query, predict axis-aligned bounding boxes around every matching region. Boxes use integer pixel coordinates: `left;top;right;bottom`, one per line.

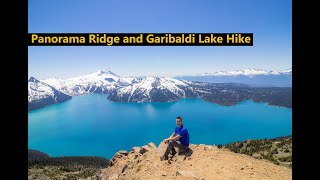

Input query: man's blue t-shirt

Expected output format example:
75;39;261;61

175;125;190;147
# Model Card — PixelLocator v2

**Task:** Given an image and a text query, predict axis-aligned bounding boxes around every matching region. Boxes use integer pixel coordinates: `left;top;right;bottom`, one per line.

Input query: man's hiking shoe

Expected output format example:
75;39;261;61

160;155;168;161
178;149;187;155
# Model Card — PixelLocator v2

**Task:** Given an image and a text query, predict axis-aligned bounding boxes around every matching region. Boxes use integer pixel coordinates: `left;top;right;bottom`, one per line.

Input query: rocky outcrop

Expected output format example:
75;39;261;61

139;142;156;154
99;141;292;180
109;150;129;166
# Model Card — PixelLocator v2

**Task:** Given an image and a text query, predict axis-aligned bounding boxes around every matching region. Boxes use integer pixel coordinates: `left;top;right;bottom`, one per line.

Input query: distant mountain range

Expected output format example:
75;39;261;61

28;69;292;111
175;68;292;87
28;77;71;111
42;70;137;95
107;76;203;102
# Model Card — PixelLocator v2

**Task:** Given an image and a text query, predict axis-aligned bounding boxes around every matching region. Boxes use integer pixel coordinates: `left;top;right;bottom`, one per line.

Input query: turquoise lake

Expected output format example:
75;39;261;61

28;94;292;159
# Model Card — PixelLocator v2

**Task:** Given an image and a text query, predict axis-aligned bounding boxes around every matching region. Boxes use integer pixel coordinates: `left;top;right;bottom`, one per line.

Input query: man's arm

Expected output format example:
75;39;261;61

168;132;176;139
164;134;181;143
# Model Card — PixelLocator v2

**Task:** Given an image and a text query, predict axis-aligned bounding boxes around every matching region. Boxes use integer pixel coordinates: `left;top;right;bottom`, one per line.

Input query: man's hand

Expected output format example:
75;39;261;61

164;139;169;144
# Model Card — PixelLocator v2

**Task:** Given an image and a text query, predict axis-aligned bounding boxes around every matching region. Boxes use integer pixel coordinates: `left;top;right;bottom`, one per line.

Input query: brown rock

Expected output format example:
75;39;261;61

130;146;141;154
112;150;128;160
198;144;206;150
176;155;187;162
148;142;156;148
139;147;148;154
128;163;134;169
140;143;156;154
99;143;292;180
108;174;119;180
122;164;128;173
134;154;139;159
156;141;168;156
118;150;128;155
133;159;142;165
109;150;129;166
176;170;196;177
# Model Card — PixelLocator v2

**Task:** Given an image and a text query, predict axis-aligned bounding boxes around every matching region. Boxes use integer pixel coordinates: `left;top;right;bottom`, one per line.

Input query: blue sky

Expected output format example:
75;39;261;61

28;0;292;79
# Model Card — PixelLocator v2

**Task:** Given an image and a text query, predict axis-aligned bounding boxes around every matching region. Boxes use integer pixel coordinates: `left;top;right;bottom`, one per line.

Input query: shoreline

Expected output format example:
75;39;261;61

28;134;292;159
28;94;292;112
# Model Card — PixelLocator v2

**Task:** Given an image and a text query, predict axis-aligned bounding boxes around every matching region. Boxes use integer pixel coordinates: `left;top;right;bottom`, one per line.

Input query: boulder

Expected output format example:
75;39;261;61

117;150;128;156
139;146;148;154
112;150;128;160
130;146;141;154
176;155;187;162
107;174;119;180
176;170;196;177
156;141;168;156
148;142;156;148
205;145;213;150
139;142;156;154
110;150;129;166
198;144;206;150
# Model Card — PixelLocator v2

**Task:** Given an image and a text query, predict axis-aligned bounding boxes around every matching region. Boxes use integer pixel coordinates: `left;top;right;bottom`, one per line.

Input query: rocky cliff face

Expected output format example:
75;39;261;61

98;141;292;180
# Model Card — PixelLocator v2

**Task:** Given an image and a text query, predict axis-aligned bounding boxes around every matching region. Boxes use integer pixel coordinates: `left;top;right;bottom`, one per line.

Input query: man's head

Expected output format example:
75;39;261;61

176;116;182;127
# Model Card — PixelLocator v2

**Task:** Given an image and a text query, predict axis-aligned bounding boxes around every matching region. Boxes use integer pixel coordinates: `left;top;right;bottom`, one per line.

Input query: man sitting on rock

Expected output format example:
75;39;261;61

160;116;190;161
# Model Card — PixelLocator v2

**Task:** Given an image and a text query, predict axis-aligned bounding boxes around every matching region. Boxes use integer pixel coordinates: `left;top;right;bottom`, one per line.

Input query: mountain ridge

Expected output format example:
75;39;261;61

28;69;292;111
177;68;292;77
28;77;72;111
175;68;292;87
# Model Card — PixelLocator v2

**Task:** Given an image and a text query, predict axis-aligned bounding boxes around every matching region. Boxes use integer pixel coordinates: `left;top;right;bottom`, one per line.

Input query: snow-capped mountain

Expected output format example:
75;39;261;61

42;70;138;95
175;68;292;87
195;68;292;76
29;69;292;110
107;75;292;108
107;76;207;102
28;77;72;111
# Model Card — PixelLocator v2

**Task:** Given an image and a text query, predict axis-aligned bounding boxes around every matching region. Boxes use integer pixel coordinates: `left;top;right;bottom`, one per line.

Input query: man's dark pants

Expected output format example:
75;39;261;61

163;140;187;157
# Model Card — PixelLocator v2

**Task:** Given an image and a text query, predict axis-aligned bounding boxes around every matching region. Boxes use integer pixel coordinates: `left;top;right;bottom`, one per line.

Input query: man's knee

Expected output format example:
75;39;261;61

168;140;175;145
